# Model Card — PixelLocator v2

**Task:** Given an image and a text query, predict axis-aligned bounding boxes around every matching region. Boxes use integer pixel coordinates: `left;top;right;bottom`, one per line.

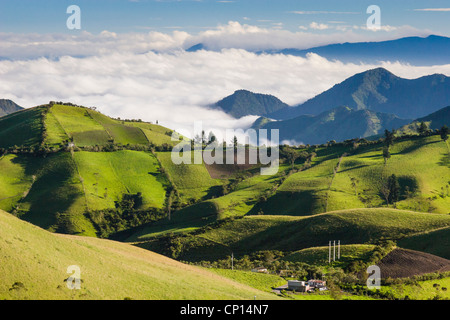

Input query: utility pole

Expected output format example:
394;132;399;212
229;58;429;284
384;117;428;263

338;240;340;259
333;240;336;262
328;241;331;263
231;252;234;270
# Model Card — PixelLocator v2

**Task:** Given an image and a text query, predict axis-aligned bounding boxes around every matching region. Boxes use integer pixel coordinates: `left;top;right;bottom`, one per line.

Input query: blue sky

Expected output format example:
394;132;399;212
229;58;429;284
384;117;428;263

1;0;450;35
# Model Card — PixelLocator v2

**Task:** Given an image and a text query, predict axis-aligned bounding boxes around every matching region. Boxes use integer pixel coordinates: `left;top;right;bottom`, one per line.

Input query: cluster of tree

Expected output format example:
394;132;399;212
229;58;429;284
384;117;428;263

86;193;165;238
379;174;401;206
279;145;316;169
0;144;65;157
78;142;156;153
193;250;326;279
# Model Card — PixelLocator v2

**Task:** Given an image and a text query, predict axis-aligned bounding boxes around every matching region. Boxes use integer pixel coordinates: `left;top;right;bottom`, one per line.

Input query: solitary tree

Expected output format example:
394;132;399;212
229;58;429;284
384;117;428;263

232;136;238;151
350;177;359;196
384;129;396;148
440;125;449;142
387;174;400;205
208;131;217;145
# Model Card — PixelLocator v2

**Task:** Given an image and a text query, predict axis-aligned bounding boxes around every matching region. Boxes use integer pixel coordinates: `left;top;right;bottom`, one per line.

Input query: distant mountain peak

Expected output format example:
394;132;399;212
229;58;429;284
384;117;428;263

211;90;289;118
0;99;23;117
268;68;450;121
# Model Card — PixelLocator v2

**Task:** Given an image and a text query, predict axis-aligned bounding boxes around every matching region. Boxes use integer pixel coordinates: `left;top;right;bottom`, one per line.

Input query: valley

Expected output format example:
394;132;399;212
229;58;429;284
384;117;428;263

0;98;449;300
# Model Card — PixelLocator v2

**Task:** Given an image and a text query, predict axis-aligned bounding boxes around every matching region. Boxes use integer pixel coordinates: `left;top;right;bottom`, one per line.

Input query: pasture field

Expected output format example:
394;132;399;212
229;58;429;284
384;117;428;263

0;107;44;148
0;209;279;300
73;150;168;211
50;104;111;146
380;277;450;300
256;136;450;216
132;208;450;262
0;154;44;212
156;151;222;203
283;244;377;268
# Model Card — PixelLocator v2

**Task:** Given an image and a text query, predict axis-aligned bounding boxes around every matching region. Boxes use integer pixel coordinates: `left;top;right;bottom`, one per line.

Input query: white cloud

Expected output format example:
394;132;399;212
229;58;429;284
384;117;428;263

309;22;330;30
0;21;447;142
291;11;360;15
2;49;450;139
414;8;450;12
0;21;434;60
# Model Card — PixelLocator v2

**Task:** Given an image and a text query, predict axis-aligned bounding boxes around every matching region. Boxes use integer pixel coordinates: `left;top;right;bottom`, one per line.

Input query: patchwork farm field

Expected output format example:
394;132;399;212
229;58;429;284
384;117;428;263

255;136;450;216
74;150;168;210
1;103;449;301
156;151;222;203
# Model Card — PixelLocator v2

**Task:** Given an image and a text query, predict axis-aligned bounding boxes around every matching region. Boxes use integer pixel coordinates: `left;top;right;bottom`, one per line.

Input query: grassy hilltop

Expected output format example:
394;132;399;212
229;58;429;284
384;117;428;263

0;209;279;300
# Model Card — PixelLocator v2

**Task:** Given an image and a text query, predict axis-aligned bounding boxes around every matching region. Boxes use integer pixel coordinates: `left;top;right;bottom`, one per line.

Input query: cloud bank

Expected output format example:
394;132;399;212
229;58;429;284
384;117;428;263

0;21;434;60
2;49;450;139
0;21;448;141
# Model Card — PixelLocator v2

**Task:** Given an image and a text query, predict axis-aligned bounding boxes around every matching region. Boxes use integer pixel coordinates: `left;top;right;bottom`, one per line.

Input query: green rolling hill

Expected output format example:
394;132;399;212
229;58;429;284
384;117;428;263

0;209;278;300
132;208;450;262
0;103;188;236
1;101;449;300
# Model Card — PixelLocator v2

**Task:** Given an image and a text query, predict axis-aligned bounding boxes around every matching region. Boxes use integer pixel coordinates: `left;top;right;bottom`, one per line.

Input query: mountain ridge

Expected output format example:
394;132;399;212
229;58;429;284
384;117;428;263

210;89;289;118
0;99;23;117
257;105;411;145
268;68;450;120
187;35;450;66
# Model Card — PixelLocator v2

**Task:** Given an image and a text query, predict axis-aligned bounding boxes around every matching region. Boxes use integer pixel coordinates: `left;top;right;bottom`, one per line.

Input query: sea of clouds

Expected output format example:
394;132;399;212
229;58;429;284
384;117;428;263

0;22;449;142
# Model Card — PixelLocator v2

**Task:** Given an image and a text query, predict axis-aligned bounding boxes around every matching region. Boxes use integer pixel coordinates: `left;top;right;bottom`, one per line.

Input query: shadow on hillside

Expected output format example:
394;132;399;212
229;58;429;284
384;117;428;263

11;153;82;233
395;139;439;155
247;190;324;217
203;185;224;201
338;164;369;174
438;153;450;168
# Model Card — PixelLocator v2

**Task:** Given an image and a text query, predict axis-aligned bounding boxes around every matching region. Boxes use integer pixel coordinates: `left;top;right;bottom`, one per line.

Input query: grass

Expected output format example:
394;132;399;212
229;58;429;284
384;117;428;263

283;244;377;269
257;136;450;216
134;208;450;262
73;150;168;210
0;154;44;212
206;268;286;292
156;151;222;203
13;152;96;236
0;209;280;300
126;121;179;146
379;277;450;300
398;227;450;259
50;104;110;146
0;107;44;148
44;108;69;146
86;110;149;145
